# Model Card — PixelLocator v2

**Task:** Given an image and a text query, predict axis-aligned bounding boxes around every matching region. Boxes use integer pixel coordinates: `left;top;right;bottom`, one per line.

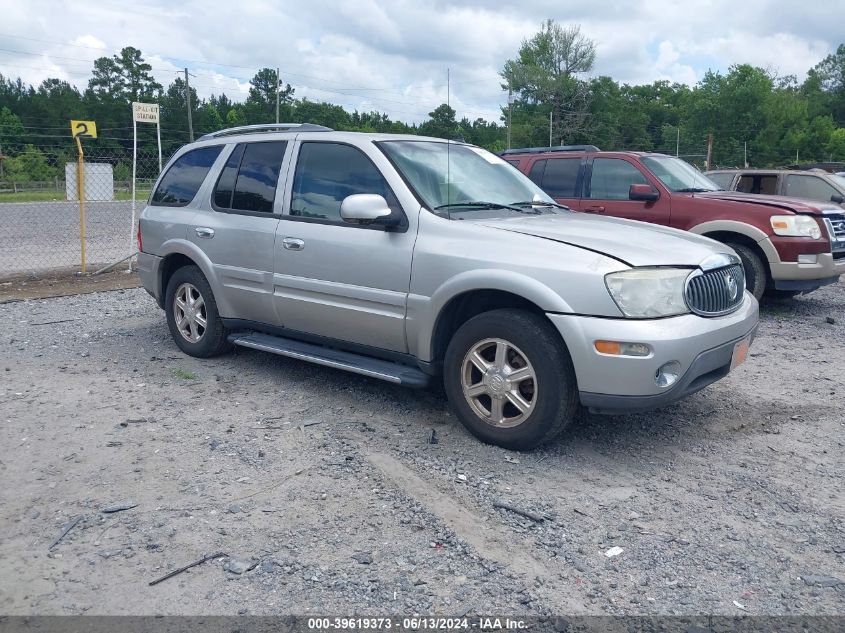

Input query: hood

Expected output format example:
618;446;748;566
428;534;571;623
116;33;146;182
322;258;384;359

694;190;835;214
469;213;725;268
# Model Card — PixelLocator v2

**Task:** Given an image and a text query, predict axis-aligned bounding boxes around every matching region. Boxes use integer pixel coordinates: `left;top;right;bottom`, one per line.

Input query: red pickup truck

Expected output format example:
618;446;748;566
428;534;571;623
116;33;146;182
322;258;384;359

503;146;845;299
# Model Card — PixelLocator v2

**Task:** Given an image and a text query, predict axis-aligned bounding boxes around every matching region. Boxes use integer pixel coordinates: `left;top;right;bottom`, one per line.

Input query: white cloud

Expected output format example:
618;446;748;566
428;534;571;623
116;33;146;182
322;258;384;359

0;0;840;126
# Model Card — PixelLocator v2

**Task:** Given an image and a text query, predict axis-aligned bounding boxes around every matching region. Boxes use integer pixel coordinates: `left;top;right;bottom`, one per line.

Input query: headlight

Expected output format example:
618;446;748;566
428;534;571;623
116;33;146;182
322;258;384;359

770;215;821;239
605;268;690;318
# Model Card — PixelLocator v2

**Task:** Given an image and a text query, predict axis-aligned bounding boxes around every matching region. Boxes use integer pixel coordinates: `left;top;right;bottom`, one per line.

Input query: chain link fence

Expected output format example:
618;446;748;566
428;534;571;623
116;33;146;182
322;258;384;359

0;143;167;281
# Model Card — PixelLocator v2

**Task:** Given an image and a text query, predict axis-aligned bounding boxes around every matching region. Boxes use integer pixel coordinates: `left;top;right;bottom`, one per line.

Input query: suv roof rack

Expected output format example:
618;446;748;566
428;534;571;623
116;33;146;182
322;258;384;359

198;123;333;140
499;144;600;156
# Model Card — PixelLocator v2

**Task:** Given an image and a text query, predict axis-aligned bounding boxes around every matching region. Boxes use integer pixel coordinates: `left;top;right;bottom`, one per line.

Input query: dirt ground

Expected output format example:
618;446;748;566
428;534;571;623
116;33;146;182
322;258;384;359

0;281;843;616
0;269;140;303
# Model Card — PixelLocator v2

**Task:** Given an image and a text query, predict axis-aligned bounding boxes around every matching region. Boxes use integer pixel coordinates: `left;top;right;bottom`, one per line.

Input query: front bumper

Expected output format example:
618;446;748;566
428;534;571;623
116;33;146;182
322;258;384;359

137;251;163;306
767;251;845;290
547;293;759;412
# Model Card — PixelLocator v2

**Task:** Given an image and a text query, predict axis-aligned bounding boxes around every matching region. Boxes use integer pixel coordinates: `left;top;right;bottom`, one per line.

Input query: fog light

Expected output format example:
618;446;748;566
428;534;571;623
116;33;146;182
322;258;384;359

594;341;651;357
797;254;818;264
655;361;682;388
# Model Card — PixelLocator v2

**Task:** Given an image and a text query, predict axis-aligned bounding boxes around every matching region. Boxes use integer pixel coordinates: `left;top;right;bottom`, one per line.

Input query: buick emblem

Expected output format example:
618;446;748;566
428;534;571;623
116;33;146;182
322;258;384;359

725;273;739;301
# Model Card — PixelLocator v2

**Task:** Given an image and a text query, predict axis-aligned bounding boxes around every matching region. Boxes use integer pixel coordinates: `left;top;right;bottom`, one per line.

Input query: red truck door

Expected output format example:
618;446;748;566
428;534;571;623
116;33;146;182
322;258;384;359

582;157;670;225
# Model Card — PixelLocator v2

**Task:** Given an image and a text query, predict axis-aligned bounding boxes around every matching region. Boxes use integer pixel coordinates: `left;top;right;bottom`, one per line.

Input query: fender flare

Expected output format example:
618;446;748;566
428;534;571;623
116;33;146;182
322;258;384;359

688;220;779;263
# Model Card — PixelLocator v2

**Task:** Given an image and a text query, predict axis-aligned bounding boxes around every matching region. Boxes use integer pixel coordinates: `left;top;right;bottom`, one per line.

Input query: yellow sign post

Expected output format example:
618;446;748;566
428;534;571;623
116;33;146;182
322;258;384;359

70;120;96;273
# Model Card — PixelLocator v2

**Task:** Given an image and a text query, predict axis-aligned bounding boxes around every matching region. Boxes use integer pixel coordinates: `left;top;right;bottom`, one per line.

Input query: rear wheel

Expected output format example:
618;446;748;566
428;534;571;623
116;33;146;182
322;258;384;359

726;242;767;301
165;265;232;357
443;309;578;451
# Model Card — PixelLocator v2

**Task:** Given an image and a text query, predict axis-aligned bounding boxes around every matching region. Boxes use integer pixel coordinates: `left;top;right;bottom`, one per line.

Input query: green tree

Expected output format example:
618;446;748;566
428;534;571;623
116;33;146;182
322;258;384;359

804;44;845;125
4;145;55;181
244;68;294;123
502;21;596;144
0;106;25;155
419;103;458;139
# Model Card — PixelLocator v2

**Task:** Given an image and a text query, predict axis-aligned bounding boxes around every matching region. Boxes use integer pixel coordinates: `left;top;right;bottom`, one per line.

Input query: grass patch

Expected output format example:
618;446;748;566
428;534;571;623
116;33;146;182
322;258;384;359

0;190;151;203
170;367;197;380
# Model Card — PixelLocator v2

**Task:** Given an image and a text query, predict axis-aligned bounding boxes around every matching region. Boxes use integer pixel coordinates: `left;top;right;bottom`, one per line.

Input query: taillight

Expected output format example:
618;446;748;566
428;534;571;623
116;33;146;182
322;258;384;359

137;220;143;252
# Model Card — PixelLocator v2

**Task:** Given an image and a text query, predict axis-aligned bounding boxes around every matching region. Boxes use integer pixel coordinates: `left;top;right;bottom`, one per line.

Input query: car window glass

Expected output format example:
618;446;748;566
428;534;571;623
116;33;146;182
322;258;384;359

291;142;398;223
784;174;839;202
527;160;546;186
213;144;245;209
706;173;734;189
151;145;223;206
234;142;287;213
542;158;580;198
589;158;648;200
759;175;777;195
737;175;754;193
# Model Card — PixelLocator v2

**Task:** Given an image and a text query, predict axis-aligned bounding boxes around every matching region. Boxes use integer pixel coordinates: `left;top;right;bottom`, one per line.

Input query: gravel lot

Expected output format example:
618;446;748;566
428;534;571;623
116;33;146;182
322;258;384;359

1;282;843;616
0;201;135;277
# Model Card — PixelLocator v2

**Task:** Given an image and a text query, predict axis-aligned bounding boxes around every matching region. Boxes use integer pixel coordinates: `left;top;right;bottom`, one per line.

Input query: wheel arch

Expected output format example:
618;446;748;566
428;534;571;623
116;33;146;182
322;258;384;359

156;239;217;310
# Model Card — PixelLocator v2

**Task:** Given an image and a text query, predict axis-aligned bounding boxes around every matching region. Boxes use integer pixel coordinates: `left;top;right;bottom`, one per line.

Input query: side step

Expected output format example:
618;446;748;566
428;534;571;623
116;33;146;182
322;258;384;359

228;332;430;388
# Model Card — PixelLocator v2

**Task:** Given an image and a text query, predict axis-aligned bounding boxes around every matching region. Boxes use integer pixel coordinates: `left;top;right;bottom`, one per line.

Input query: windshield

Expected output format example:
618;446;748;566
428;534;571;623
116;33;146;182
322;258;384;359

641;155;722;192
830;174;845;190
378;140;557;215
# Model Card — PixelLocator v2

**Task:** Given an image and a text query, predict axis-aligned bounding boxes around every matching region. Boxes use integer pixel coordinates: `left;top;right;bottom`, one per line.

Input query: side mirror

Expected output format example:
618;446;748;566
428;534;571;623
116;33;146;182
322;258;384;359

629;183;659;201
831;194;844;204
340;194;393;225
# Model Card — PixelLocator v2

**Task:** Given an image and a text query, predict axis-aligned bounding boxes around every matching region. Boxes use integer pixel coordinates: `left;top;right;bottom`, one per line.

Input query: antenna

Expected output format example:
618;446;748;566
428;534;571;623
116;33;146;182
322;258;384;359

446;68;451;211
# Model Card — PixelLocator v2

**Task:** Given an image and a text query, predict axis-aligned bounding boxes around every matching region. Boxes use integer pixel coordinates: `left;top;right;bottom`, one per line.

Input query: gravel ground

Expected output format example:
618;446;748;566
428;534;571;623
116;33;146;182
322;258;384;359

0;201;135;277
0;282;843;616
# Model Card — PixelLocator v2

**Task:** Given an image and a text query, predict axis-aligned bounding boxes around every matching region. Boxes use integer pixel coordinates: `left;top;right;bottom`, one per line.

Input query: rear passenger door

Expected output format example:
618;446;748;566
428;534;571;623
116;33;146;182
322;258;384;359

584;157;670;225
188;140;290;325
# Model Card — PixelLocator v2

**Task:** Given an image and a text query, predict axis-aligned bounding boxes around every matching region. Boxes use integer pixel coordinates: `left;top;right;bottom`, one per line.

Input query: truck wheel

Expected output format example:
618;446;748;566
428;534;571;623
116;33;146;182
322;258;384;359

726;242;766;301
443;309;578;451
165;265;232;358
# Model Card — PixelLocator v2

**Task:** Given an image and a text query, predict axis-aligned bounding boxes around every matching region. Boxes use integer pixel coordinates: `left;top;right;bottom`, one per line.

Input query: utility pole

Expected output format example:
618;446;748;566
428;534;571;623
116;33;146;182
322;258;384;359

744;141;748;168
705;133;713;171
275;67;280;124
676;128;680;157
184;68;194;142
549;111;553;147
506;87;513;150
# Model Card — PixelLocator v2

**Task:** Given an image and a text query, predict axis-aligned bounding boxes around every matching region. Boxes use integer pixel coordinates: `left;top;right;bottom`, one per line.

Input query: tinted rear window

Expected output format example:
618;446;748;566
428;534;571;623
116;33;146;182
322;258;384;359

542;158;580;198
152;146;223;206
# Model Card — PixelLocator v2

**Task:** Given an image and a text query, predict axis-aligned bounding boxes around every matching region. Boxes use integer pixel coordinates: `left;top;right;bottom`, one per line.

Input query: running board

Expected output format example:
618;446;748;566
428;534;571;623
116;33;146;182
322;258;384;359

228;332;430;388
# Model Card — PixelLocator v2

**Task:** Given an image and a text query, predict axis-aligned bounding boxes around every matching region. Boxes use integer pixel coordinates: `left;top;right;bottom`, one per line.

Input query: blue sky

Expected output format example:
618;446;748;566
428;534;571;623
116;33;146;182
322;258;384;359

0;0;841;124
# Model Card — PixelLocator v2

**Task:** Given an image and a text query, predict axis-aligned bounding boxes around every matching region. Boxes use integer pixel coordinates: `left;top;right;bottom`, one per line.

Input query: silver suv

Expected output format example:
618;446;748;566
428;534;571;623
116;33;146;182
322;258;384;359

138;124;759;450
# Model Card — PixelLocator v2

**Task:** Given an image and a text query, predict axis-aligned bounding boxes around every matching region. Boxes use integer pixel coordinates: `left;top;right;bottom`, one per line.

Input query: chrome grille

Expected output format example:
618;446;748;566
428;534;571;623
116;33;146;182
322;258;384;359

824;216;845;253
685;264;745;316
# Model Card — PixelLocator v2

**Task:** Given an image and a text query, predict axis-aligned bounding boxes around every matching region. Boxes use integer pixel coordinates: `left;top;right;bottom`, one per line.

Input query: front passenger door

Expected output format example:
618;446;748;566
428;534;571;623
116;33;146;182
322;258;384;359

585;157;670;225
272;141;415;353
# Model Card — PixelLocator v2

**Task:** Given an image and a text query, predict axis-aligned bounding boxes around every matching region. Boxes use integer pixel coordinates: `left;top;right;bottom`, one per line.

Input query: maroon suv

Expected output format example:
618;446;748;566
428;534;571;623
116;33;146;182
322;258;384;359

504;146;845;299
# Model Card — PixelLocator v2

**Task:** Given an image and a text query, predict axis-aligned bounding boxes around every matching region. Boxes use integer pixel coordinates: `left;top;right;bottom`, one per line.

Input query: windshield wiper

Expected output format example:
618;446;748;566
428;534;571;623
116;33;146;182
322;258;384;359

434;201;529;214
510;200;570;210
675;187;713;193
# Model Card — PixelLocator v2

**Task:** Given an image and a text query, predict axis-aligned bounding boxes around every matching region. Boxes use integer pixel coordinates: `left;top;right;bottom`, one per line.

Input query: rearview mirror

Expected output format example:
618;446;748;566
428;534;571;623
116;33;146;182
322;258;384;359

629;183;659;201
831;194;845;204
340;194;393;225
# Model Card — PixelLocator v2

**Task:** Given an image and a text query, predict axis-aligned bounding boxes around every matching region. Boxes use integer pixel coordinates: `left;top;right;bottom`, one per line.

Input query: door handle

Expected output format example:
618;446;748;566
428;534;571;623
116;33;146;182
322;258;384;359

283;237;305;251
584;205;606;213
195;227;215;238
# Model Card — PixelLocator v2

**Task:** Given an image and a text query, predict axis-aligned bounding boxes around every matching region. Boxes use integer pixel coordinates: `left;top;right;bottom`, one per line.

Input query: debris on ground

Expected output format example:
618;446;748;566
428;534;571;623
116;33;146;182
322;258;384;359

801;574;843;587
101;501;138;514
351;552;374;565
48;515;83;550
429;429;438;444
604;546;624;558
148;552;227;586
493;501;544;523
224;557;260;575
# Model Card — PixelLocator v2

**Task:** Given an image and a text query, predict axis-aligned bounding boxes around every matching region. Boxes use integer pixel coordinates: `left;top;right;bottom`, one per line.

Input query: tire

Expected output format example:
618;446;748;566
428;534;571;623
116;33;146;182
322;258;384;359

443;308;578;451
726;242;767;301
165;265;232;358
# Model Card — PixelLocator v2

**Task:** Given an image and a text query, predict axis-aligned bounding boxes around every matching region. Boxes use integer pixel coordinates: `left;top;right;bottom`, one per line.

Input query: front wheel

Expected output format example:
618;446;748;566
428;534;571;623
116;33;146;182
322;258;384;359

726;242;767;301
165;265;232;358
443;309;578;451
